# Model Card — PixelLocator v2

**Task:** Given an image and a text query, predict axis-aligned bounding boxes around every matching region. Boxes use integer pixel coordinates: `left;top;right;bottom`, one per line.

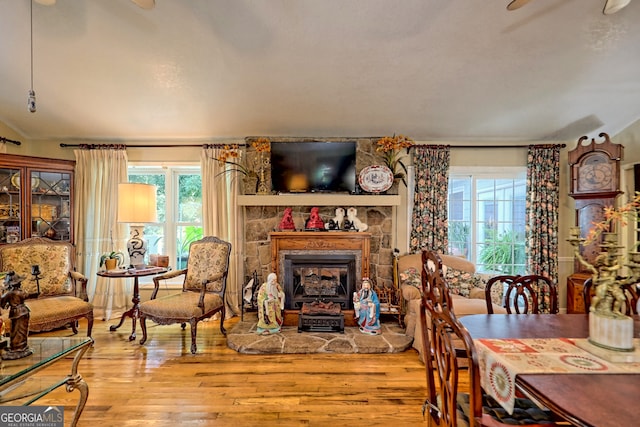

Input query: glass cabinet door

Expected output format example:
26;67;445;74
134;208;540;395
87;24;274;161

30;170;71;241
0;167;22;244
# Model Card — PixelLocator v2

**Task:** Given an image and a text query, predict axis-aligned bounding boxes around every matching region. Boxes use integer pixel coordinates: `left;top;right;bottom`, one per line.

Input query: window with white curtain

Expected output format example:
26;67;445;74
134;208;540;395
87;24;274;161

128;164;202;273
448;167;527;275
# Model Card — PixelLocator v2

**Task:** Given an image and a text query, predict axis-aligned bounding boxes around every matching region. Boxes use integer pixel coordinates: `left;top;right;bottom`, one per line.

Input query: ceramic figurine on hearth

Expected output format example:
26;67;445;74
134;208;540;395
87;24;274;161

278;207;296;231
325;207;345;230
353;277;380;335
345;207;368;232
256;273;285;335
1;271;39;359
305;207;325;230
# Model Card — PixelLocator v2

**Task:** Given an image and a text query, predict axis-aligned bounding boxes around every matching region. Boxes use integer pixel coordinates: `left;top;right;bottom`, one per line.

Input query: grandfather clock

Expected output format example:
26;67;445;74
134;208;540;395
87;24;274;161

566;132;623;313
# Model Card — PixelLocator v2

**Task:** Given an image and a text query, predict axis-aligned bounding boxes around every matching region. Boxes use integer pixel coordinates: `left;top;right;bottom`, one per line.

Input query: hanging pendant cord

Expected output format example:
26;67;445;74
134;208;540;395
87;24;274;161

30;0;34;92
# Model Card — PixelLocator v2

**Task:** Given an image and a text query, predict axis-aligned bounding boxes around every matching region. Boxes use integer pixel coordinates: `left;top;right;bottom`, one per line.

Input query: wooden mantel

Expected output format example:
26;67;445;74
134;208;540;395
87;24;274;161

270;231;371;280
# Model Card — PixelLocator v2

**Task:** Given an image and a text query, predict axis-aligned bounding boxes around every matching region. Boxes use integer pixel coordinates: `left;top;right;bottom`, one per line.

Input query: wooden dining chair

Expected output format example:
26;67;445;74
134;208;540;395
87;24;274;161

582;277;639;315
419;251;558;426
485;274;558;314
422;298;559;425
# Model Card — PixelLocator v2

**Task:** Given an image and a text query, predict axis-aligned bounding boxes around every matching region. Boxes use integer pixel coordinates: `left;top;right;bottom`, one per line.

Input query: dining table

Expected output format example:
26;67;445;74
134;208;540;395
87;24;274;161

459;314;640;427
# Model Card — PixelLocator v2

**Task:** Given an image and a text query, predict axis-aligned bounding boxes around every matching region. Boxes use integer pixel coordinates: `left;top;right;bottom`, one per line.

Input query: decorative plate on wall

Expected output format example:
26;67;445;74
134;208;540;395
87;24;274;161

358;165;394;193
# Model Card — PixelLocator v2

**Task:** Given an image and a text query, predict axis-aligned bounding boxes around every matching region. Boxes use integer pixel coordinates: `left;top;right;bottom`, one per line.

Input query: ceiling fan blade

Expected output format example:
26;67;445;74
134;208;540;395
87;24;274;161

131;0;155;10
603;0;631;14
507;0;533;10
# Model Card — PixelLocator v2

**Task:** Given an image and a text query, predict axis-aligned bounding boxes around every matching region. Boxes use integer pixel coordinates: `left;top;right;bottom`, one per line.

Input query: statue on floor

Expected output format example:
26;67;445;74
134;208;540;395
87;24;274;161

353;277;381;335
256;273;286;335
1;271;38;359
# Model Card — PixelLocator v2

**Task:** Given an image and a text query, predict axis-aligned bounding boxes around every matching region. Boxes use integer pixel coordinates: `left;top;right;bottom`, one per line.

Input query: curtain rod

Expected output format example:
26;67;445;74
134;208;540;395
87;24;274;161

59;143;247;148
418;143;566;149
58;142;566;149
0;136;21;146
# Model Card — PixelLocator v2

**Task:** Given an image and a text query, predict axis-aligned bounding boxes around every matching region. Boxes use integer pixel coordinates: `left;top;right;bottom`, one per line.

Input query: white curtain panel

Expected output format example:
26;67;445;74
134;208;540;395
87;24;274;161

201;147;241;318
74;148;129;321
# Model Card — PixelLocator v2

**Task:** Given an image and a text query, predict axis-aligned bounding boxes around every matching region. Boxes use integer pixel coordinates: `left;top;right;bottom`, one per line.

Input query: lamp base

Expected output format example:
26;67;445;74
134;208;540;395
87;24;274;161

127;225;148;268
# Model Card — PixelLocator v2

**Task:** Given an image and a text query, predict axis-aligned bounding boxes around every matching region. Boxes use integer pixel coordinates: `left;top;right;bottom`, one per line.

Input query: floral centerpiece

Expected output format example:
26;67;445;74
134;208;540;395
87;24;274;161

567;191;640;352
376;134;414;186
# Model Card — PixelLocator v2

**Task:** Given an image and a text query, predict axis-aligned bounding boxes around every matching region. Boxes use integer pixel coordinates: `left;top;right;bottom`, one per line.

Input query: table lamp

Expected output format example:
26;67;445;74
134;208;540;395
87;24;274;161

118;183;157;268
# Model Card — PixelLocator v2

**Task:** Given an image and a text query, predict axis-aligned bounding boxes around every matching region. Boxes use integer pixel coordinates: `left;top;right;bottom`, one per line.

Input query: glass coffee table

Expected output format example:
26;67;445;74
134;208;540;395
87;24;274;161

0;336;93;427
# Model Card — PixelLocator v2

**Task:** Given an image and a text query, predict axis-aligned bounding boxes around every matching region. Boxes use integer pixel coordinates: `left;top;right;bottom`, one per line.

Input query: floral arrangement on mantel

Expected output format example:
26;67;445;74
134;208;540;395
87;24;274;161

212;138;271;194
214;138;271;179
376;134;414;186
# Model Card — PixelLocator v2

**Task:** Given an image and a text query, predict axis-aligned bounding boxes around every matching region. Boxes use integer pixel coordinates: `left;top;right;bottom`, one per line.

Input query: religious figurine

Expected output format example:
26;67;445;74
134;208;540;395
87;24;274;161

325;207;345;230
345;207;368;232
256;273;285;335
305;207;325;230
1;271;39;359
278;207;296;231
353;277;381;335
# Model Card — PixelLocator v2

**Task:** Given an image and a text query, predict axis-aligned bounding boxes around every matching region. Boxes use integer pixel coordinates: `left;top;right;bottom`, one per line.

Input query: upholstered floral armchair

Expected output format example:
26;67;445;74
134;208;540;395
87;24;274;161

139;236;231;354
0;237;94;336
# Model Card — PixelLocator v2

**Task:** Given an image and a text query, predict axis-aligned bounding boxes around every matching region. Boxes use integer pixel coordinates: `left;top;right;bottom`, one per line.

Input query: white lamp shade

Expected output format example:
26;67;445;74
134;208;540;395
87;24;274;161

118;183;158;224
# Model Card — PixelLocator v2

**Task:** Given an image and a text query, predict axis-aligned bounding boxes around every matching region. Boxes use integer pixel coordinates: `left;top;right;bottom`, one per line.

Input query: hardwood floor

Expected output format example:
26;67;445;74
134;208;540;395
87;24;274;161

31;317;429;426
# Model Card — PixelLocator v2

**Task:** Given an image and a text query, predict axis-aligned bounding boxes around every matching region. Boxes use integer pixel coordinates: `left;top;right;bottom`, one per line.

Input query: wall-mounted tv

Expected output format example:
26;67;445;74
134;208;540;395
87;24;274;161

270;141;357;193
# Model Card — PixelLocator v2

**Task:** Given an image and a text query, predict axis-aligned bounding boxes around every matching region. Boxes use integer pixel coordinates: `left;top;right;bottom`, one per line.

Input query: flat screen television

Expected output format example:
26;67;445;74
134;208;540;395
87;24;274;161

270;141;357;193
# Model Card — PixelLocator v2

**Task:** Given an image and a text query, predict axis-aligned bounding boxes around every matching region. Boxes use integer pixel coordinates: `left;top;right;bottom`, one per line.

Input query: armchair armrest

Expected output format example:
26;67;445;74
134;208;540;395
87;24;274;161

69;270;89;302
197;271;228;309
150;268;187;299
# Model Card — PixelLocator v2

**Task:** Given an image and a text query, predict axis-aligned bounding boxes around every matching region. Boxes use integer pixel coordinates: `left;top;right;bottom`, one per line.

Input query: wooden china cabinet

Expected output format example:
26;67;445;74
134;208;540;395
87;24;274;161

566;133;623;313
0;154;75;244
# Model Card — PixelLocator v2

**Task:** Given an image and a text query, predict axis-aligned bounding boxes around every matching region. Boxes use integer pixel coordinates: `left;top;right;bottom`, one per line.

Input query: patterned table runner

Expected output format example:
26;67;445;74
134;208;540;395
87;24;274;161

475;338;640;413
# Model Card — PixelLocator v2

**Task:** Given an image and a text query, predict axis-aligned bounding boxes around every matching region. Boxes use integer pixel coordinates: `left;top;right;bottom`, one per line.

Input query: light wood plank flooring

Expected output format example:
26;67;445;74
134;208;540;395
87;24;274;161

29;317;429;426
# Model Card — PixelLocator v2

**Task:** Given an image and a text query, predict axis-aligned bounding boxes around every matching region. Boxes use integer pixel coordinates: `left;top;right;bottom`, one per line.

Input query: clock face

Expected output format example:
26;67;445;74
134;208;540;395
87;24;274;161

578;162;613;192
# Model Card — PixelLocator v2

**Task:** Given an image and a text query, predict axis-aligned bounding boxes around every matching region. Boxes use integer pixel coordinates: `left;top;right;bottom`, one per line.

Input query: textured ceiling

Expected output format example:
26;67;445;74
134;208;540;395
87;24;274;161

0;0;639;143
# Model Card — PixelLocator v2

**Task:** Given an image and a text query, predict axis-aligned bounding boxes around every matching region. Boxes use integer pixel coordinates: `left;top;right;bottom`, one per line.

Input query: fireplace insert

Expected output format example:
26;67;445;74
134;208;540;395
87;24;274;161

283;254;356;310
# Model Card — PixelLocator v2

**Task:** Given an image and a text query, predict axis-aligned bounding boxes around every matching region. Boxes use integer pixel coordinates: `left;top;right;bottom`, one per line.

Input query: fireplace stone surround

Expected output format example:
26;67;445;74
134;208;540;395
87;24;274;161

238;137;405;314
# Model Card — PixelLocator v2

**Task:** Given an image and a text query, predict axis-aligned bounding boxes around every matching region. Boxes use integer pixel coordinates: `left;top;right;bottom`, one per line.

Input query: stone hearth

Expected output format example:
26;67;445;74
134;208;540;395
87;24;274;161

227;313;412;354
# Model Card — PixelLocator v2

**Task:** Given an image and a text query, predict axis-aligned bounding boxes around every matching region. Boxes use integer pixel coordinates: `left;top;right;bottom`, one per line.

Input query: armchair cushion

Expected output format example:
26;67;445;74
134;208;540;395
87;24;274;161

140;292;224;320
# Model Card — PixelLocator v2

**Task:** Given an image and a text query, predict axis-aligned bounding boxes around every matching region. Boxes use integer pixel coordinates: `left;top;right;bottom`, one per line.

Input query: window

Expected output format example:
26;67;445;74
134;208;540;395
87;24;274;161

448;167;526;275
128;165;203;271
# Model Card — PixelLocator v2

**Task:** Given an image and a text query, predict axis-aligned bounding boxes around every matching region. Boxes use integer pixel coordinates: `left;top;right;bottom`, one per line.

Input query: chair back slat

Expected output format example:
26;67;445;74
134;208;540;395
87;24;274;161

486;274;558;314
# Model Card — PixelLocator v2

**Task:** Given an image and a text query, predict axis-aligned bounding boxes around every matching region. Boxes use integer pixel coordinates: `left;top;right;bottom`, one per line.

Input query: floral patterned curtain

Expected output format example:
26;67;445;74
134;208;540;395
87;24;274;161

526;145;561;312
410;145;450;253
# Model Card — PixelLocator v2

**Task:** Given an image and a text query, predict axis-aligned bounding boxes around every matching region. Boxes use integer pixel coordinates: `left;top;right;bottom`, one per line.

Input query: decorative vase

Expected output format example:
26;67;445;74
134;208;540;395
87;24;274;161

385;179;400;195
242;176;258;195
